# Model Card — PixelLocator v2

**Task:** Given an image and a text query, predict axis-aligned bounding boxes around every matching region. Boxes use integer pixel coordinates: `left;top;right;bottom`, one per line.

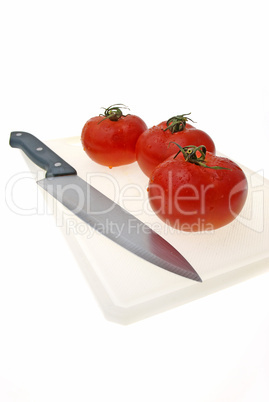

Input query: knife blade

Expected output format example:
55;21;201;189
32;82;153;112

9;131;202;282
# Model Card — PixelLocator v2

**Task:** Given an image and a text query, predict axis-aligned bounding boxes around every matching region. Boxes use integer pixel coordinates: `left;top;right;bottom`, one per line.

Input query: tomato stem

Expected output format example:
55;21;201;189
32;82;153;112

99;104;130;123
169;142;230;170
164;113;196;133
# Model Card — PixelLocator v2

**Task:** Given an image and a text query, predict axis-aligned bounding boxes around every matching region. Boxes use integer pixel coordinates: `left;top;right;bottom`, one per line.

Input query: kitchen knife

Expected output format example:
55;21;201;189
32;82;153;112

9;131;202;282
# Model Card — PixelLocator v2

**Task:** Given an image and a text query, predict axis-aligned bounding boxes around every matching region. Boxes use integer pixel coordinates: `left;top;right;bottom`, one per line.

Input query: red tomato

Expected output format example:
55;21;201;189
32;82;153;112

81;104;147;167
148;145;248;232
136;113;216;177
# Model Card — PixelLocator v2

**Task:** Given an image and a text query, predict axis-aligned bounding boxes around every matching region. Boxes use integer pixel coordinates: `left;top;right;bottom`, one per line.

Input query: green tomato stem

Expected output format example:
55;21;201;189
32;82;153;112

98;103;130;123
164;113;195;133
169;142;230;170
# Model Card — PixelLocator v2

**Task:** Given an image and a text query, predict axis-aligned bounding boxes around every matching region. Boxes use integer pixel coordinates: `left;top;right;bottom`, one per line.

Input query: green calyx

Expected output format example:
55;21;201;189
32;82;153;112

169;142;230;170
99;103;129;123
164;113;195;133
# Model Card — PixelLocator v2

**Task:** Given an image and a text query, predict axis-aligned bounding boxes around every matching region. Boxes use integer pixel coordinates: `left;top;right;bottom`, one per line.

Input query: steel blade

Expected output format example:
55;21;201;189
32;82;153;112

38;175;202;282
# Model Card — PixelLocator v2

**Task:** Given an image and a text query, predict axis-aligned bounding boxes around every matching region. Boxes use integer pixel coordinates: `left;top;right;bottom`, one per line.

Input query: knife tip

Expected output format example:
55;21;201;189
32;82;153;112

193;273;203;282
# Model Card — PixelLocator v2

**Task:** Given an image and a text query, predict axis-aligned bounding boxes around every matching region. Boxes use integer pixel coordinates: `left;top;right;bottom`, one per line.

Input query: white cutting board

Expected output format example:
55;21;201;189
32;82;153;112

21;136;269;324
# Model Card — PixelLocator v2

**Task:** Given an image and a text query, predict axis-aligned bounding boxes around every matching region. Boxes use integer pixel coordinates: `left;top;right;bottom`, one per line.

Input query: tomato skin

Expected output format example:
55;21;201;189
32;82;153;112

136;121;216;177
81;114;147;167
148;152;248;232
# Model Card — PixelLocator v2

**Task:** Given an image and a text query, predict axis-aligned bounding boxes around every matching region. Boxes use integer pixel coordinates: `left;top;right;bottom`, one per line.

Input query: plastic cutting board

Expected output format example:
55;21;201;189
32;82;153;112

20;136;269;324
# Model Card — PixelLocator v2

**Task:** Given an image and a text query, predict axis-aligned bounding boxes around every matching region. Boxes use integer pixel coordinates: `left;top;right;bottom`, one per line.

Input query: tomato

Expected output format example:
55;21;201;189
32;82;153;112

148;144;248;232
136;113;216;177
81;104;147;168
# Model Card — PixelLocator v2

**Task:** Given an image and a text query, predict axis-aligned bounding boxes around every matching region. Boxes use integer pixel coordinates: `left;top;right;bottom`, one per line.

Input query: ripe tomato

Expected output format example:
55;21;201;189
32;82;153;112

81;104;147;168
136;113;216;177
148;144;248;232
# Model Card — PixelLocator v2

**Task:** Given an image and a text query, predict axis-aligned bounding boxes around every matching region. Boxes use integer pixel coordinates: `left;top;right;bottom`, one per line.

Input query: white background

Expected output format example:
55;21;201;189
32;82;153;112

1;0;269;401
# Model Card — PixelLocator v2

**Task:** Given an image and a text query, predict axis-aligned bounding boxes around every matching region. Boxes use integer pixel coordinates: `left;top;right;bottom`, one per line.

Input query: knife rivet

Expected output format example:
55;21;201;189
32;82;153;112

54;162;62;167
36;147;43;151
16;133;22;136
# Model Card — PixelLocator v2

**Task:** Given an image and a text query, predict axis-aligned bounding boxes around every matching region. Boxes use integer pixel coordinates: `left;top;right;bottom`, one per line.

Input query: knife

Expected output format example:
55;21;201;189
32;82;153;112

9;131;202;282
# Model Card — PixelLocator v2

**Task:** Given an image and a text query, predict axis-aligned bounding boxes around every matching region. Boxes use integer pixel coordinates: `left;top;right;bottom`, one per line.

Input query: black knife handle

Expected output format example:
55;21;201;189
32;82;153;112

10;131;77;178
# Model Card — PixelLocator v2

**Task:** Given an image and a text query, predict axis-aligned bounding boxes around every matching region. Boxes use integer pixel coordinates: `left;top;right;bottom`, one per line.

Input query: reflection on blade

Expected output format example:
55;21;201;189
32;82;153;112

38;175;202;282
